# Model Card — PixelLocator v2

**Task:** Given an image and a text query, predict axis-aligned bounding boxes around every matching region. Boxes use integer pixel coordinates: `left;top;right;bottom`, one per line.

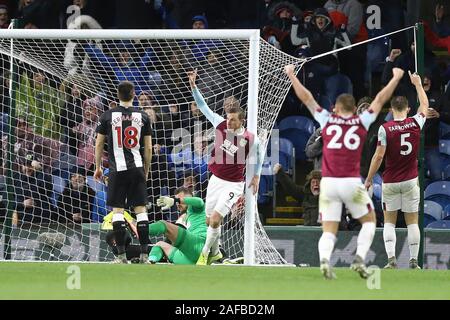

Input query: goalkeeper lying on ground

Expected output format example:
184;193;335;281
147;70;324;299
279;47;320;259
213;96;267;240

148;186;209;264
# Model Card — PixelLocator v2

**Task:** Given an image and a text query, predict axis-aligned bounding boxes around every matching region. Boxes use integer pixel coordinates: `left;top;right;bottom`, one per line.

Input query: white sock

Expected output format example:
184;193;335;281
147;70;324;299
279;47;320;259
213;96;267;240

210;228;221;256
383;223;396;259
136;213;149;222
202;226;220;256
112;213;125;222
318;232;337;262
407;224;420;260
356;222;376;261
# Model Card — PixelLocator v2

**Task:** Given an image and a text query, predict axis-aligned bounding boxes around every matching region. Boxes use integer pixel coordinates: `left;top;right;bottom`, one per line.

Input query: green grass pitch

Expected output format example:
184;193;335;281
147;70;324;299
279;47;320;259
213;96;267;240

0;262;449;300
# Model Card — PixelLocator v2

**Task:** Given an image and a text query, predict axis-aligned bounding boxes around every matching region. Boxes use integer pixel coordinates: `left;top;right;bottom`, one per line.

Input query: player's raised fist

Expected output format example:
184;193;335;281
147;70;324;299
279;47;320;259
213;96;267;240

392;67;404;80
408;70;422;87
157;196;175;210
187;69;198;89
284;64;295;76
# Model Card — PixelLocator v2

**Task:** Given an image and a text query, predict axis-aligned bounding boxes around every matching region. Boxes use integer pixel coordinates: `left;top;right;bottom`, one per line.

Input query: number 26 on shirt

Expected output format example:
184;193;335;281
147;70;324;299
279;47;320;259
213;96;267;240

326;125;360;150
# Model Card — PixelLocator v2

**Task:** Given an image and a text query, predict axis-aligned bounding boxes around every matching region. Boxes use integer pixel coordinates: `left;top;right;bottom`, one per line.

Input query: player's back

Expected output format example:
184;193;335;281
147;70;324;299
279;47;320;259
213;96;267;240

96;105;151;173
320;113;369;178
380;113;425;183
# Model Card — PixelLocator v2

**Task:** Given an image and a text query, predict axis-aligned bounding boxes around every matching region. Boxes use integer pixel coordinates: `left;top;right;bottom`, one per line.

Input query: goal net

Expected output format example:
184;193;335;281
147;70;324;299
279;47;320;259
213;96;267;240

0;28;300;264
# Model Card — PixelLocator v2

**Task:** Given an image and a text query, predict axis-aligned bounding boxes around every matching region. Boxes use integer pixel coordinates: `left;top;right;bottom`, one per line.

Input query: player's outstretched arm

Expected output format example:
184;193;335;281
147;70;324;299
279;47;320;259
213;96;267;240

370;67;404;115
94;133;106;181
188;69;224;128
365;125;387;189
284;64;321;116
408;70;429;115
365;145;386;189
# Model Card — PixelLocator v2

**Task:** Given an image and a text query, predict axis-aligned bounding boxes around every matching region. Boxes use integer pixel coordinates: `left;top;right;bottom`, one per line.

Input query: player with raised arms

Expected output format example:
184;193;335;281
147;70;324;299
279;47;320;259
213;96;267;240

187;69;263;265
284;64;404;279
365;71;428;269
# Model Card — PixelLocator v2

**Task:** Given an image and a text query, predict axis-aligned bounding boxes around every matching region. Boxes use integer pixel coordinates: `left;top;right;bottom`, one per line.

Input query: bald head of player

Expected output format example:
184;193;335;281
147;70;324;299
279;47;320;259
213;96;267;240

226;105;245;131
390;96;409;116
334;93;357;116
118;81;135;105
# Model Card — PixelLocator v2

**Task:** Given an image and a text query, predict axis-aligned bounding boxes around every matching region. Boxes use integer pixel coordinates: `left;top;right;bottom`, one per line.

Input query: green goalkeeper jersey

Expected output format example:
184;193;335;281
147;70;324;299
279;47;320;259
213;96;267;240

183;197;207;237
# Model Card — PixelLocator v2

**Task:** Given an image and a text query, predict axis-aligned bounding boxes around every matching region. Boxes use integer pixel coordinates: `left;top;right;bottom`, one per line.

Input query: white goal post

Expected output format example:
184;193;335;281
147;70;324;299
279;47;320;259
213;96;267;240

0;27;300;265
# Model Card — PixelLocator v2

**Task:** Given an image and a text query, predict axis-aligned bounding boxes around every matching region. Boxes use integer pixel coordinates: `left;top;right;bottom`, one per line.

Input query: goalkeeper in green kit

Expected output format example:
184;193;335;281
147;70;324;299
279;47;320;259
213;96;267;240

148;186;208;264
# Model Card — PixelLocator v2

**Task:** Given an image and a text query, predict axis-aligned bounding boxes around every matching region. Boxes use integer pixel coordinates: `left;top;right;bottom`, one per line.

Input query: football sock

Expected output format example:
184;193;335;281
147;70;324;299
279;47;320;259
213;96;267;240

356;222;376;261
137;213;150;254
210;228;221;256
149;246;164;263
407;223;420;260
318;232;336;262
202;226;220;257
112;215;127;255
383;223;396;259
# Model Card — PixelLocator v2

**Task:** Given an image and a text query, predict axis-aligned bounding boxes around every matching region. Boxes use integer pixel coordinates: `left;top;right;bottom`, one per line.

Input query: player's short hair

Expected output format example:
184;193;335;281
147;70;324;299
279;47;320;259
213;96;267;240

390;96;409;111
226;105;246;120
335;94;356;113
117;81;135;102
175;186;193;196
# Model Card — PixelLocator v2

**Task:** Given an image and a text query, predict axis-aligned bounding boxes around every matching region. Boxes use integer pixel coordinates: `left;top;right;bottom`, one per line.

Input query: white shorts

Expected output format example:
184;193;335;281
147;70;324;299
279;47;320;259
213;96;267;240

319;177;374;222
382;178;419;213
205;174;245;217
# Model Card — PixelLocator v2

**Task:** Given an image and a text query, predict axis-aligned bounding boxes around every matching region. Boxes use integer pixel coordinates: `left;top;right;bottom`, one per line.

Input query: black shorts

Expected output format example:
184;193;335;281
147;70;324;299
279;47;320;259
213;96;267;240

107;167;147;208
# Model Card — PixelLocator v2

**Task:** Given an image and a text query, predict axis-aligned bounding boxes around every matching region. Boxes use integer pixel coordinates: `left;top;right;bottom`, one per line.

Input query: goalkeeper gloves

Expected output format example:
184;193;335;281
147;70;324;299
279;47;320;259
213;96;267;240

156;196;179;210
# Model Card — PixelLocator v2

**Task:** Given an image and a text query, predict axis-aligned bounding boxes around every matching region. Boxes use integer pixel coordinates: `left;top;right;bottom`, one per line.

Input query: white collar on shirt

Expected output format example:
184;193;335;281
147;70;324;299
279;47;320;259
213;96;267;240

227;126;245;135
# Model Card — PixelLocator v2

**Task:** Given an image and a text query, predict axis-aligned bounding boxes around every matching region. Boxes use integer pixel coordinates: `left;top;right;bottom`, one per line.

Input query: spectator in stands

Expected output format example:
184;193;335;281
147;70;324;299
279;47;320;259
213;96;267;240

273;164;321;226
423;72;446;181
431;2;450;37
159;49;191;101
16;69;61;139
184;101;211;139
263;1;302;54
191;135;209;185
13;117;65;175
0;4;9;28
59;78;86;155
257;0;275;29
18;0;60;29
324;0;368;100
305;128;322;170
187;15;220;62
83;40;160;97
358;96;385;180
58;166;95;223
13;153;54;224
382;47;418;112
72;96;101;173
290;7;351;100
196;49;232;112
424;20;450;54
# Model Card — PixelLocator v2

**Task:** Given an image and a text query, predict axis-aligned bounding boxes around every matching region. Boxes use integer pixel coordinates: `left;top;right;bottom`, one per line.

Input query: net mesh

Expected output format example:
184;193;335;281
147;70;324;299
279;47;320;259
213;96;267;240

0;31;300;263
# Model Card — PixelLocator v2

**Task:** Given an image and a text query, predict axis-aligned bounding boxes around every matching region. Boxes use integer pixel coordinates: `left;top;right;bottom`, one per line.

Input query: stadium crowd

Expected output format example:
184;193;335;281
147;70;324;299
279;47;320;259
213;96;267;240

0;0;449;230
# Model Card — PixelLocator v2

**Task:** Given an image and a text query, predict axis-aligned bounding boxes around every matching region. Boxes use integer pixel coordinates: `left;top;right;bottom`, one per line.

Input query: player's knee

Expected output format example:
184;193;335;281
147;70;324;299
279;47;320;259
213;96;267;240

361;210;376;223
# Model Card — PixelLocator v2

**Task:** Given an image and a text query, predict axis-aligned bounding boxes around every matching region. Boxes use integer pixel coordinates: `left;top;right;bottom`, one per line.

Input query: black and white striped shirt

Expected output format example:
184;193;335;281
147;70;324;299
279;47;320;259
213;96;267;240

96;105;152;173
